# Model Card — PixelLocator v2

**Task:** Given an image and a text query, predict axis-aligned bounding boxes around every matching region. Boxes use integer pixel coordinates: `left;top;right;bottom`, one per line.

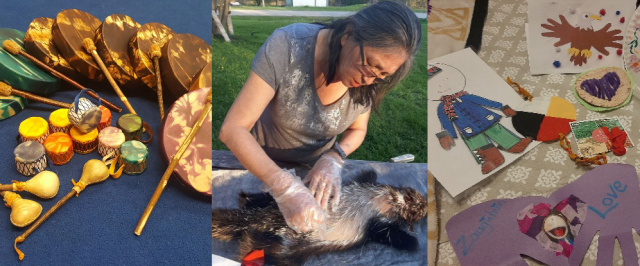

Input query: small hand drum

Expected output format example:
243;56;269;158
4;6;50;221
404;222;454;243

129;22;175;90
160;87;212;196
51;9;103;81
95;14;141;88
160;33;211;101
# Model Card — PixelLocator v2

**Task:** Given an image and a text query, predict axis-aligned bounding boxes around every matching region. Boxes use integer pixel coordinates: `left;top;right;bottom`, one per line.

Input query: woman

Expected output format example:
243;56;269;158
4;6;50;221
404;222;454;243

219;1;422;234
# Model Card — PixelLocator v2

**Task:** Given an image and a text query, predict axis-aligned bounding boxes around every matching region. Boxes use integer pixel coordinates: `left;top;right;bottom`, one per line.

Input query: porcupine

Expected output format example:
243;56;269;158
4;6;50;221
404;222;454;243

212;171;428;266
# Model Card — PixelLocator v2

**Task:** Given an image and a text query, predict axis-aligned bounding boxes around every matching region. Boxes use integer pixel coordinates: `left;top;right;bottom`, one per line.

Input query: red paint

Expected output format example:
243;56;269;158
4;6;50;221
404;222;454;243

617;49;623;56
600;9;606;16
598;55;603;59
621;17;625;23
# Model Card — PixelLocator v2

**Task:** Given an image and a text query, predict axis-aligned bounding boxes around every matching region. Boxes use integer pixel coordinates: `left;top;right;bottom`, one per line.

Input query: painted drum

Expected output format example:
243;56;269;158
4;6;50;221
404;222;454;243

98;106;112;131
189;61;212;91
43;132;73;165
160;33;211;101
68;97;102;134
49;108;71;134
160;87;212;196
69;126;98;154
0;28;59;95
116;113;143;141
129;22;175;89
95;14;141;88
23;17;85;81
19;117;49;144
119;140;148;175
0;95;27;121
51;9;103;81
98;127;125;158
14;141;47;176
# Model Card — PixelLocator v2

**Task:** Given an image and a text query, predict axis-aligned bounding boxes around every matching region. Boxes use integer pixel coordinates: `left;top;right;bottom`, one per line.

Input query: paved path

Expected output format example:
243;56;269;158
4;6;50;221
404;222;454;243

216;9;427;19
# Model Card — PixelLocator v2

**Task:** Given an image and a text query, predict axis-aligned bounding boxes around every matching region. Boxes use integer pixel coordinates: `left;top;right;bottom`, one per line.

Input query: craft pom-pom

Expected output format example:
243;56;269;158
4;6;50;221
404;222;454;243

617;49;623;56
553;61;561;68
600;9;606;16
598;55;603;59
616;11;621;16
621;17;625;23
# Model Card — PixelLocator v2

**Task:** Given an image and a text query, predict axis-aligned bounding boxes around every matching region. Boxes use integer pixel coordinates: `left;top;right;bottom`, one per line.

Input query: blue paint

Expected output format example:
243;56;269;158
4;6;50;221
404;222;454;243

553;61;561;68
588;181;627;219
457;200;506;256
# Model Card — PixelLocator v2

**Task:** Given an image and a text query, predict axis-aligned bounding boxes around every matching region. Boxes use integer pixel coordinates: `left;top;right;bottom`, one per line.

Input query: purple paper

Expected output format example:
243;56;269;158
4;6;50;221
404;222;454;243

446;164;640;266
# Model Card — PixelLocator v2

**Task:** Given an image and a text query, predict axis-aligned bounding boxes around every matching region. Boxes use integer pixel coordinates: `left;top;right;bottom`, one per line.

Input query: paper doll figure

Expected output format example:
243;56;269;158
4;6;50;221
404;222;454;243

541;14;622;66
431;64;532;175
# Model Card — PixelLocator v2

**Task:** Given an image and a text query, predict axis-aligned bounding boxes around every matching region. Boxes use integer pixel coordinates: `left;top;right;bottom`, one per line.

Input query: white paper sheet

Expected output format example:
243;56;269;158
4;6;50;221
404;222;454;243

527;0;634;74
428;48;541;198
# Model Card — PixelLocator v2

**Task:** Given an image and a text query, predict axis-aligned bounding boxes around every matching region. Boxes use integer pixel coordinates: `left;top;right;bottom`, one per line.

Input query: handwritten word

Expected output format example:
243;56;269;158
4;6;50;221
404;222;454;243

588;181;627;219
456;200;507;256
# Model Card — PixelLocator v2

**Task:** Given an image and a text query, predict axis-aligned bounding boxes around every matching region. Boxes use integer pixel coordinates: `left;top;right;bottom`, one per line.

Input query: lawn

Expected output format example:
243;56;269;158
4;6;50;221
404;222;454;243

231;4;427;13
212;16;428;163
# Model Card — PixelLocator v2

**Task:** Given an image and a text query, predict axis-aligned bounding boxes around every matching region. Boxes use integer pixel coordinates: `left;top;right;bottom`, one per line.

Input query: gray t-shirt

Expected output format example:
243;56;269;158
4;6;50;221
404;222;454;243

251;23;370;164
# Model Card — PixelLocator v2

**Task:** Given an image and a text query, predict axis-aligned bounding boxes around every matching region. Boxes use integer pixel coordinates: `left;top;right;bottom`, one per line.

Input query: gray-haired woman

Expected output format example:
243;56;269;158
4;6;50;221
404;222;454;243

219;1;422;234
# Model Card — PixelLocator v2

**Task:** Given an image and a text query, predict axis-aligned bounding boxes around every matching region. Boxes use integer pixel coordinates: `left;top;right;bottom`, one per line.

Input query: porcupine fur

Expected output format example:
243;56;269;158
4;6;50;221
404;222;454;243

212;171;428;266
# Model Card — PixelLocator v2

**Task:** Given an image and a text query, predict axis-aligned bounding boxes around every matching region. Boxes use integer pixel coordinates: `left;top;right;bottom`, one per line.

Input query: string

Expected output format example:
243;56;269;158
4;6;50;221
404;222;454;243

558;133;607;165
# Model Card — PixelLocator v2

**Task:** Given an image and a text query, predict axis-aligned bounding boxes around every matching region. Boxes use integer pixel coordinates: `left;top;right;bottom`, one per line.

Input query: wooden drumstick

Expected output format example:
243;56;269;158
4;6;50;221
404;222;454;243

0;81;72;109
2;40;122;113
82;38;136;115
150;44;165;120
14;159;111;260
134;89;212;235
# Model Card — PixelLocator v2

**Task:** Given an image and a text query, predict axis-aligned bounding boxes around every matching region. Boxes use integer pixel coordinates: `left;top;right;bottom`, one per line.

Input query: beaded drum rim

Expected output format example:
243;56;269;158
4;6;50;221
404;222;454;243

49;123;71;134
120;157;147;175
15;154;47;176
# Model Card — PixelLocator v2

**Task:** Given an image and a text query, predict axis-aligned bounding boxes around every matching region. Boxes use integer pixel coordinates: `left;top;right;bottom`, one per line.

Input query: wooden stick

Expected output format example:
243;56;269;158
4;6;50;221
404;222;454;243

0;81;72;109
14;190;75;260
82;38;136;115
2;40;122;113
134;90;212;235
0;184;13;191
150;44;165;120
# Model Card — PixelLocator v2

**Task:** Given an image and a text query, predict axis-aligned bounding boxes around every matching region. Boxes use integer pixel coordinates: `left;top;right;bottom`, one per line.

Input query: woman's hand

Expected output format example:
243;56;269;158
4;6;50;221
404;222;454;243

265;169;327;234
303;151;344;211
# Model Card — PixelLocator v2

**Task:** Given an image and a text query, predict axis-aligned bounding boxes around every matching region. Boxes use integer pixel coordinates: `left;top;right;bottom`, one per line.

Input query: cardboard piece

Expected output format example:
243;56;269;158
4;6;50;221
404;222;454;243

428;48;540;198
528;0;634;74
446;163;640;266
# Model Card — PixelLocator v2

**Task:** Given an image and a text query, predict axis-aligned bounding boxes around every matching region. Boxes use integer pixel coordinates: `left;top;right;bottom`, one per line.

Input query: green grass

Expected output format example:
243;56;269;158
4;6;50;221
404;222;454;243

231;4;427;13
212;16;427;163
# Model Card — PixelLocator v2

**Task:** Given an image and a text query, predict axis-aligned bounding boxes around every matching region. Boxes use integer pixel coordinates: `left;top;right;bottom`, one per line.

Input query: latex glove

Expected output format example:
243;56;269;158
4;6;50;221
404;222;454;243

501;105;516;117
264;169;326;235
303;151;344;211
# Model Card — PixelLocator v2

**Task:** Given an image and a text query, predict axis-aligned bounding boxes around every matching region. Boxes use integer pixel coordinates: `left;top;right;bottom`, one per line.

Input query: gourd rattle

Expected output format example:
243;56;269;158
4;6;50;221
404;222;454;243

0;170;60;199
14;159;112;260
1;191;42;227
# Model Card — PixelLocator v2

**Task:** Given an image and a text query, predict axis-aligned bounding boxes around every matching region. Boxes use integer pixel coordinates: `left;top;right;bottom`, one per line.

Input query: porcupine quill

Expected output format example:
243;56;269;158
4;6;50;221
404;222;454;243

212;171;428;266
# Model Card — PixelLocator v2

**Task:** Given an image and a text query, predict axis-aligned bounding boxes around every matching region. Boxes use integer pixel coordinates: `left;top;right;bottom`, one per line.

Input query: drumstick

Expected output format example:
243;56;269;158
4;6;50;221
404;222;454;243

0;81;72;109
14;159;111;260
82;38;136;115
150;44;165;120
2;40;122;113
134;89;212;235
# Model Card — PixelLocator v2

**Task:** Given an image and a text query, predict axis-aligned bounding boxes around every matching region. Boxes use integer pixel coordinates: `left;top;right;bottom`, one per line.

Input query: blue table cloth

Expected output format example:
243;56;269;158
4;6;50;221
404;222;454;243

0;1;211;265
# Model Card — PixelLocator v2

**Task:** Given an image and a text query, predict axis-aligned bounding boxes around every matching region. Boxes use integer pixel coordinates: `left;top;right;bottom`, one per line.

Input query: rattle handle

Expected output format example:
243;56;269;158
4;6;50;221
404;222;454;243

0;184;12;191
134;100;212;235
84;39;136;115
16;49;122;113
15;190;75;260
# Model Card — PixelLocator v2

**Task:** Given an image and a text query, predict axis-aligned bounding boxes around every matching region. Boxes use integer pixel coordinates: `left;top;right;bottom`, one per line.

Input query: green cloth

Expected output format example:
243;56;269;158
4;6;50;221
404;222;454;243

462;123;521;163
119;140;148;163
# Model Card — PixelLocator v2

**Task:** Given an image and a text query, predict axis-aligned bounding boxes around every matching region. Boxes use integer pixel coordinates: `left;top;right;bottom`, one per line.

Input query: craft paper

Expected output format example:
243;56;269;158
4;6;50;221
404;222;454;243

569;118;634;157
623;5;640;87
428;48;540;198
446;163;640;266
511;96;576;142
527;0;634;74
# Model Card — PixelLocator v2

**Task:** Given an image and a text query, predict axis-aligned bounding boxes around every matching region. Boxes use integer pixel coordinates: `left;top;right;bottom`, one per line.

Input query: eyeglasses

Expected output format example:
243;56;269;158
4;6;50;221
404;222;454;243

358;42;390;84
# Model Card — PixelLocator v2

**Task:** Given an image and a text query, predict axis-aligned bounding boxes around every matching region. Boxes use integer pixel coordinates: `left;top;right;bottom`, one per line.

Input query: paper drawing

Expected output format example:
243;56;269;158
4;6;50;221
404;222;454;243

527;0;635;74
